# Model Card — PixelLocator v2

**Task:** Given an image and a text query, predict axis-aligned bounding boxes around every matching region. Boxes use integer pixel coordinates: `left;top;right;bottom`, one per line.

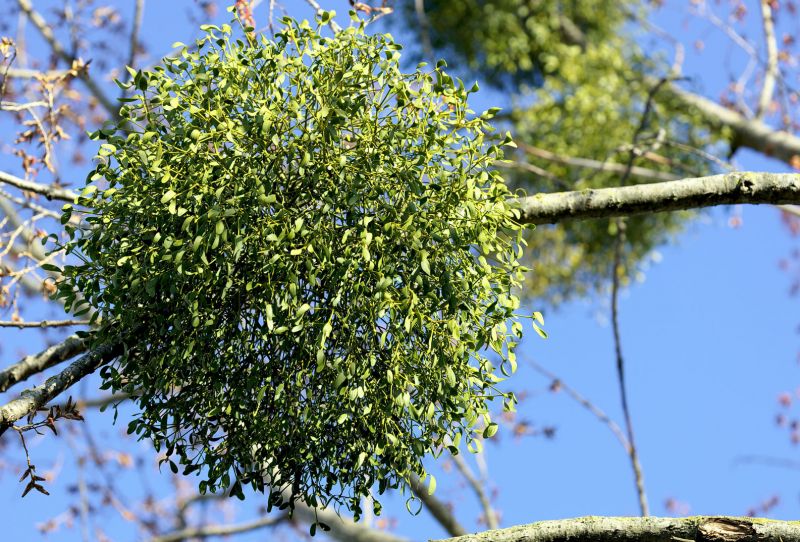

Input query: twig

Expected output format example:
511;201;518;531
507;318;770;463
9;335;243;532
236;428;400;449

610;219;648;517
779;205;800;218
16;0;118;117
0;99;48;111
734;455;800;471
0;186;62;219
0;319;88;328
303;0;342;32
515;144;680;183
1;67;71;79
528;360;630;451
605;79;671;519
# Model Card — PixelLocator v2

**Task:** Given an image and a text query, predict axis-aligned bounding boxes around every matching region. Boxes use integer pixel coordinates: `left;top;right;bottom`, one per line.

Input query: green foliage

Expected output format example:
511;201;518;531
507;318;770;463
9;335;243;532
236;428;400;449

53;15;530;519
396;0;633;87
504;41;722;303
398;0;724;304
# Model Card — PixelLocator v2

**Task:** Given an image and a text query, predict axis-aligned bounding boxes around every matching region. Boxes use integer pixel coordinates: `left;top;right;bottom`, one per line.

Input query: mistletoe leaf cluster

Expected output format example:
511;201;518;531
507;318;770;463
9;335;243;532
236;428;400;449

53;15;530;518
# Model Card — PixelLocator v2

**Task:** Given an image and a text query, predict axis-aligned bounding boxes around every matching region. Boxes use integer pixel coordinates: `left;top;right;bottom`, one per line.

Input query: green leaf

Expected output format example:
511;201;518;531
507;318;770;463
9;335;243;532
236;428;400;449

161;189;176;204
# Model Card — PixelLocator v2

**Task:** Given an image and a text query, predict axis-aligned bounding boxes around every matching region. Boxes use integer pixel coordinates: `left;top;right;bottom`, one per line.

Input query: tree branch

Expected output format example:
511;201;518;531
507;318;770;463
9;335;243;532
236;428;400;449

16;0;118;117
0;319;88;328
434;516;800;542
755;0;778;120
516;172;800;225
0;169;78;202
290;500;409;542
408;474;468;537
0;335;86;393
450;452;498;530
664;84;800;164
0;341;119;433
149;515;286;542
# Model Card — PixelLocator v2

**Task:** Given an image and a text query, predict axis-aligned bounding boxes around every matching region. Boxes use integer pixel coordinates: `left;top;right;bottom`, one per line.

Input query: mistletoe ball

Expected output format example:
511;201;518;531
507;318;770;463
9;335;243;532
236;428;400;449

56;14;529;517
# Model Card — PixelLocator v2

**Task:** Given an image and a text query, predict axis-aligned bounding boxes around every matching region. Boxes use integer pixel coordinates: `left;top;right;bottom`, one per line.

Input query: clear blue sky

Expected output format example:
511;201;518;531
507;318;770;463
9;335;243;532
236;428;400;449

0;2;797;540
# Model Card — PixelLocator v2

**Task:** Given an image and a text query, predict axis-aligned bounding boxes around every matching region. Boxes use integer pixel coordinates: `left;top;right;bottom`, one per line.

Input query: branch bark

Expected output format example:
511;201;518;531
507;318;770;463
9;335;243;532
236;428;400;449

0;170;78;202
149;515;285;542
664;84;800;165
516;172;799;225
408;474;468;537
434;516;800;542
0;342;119;433
0;334;86;393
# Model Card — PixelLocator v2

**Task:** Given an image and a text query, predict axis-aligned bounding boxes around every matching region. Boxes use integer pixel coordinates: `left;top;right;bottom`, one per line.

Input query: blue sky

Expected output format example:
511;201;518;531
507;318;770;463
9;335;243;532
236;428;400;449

0;1;798;540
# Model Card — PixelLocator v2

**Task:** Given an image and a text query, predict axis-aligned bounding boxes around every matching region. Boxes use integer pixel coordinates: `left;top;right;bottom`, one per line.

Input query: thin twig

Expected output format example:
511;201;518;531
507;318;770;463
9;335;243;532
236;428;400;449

303;0;341;32
16;0;118;117
606;78;672;519
528;360;630;450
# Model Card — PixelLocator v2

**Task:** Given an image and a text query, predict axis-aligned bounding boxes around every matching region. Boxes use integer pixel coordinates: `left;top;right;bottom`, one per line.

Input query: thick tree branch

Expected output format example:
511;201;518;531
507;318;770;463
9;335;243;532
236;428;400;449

435;516;800;542
0;170;78;202
408;474;468;537
516;172;799;225
664;84;800;164
0;335;86;393
0;342;119;433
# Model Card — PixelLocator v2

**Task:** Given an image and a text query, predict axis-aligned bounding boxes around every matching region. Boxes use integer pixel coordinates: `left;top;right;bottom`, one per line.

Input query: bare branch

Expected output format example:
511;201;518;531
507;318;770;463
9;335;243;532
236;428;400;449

0;335;87;393
0;195;47;261
450;452;498;530
1;67;71;79
125;0;145;76
529;360;629;451
756;0;778;120
0;342;119;433
408;474;468;537
0;186;62;219
290;500;409;542
779;205;800;218
434;516;800;542
16;0;118;117
516;172;800;225
149;515;286;542
663;84;800;165
510;144;681;183
0;319;88;328
414;0;433;58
